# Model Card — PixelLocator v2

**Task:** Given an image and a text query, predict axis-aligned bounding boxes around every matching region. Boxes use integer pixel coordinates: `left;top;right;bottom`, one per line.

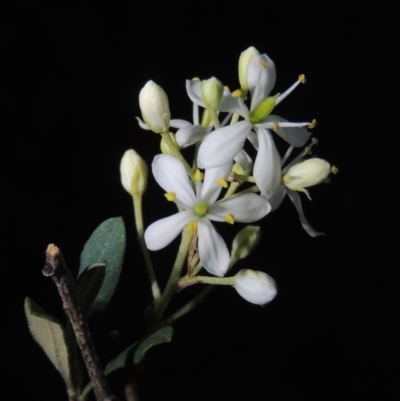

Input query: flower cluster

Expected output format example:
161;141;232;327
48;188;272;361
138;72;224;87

123;46;336;307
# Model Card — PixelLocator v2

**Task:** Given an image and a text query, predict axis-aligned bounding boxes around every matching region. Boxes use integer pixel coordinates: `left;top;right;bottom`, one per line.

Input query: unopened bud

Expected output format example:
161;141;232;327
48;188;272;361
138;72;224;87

232;225;261;260
249;96;277;124
234;269;277;305
120;149;148;196
139;80;170;133
201;77;224;109
238;46;260;93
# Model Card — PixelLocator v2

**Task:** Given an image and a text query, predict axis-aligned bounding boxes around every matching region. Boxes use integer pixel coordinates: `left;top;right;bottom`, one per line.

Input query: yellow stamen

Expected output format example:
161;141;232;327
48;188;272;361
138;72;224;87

272;122;279;132
305;146;312;155
194;169;204;182
311;137;319;145
164;192;176;201
188;221;198;233
217;178;228;188
192;77;200;81
232;89;242;98
225;214;235;225
331;165;339;175
298;74;306;83
224;85;230;91
260;60;267;69
308;119;317;129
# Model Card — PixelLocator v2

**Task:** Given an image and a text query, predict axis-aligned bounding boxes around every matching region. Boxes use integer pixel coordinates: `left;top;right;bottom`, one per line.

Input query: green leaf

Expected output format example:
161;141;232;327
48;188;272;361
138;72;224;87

105;326;174;375
76;263;106;316
78;217;126;318
24;297;74;393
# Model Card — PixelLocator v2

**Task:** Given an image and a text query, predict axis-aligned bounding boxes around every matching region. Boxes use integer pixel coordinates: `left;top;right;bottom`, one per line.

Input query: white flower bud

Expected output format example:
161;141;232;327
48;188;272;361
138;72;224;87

283;158;331;196
139;81;170;133
201;77;223;109
238;46;260;92
234;269;277;305
231;225;261;260
120;149;148;196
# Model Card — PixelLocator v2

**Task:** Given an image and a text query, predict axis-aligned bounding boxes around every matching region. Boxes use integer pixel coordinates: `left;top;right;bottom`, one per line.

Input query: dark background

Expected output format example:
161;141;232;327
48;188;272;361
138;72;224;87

4;2;398;400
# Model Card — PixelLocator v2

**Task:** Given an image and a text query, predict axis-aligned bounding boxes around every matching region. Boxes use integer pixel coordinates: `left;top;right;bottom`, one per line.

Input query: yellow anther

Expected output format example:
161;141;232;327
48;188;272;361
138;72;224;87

305;146;312;155
260;60;267;69
224;85;230;91
311;137;319;145
194;169;204;182
272;122;280;132
192;77;200;81
217;178;228;188
298;74;306;83
232;89;242;98
308;119;317;129
164;192;176;201
331;165;339;175
225;214;235;225
188;221;198;233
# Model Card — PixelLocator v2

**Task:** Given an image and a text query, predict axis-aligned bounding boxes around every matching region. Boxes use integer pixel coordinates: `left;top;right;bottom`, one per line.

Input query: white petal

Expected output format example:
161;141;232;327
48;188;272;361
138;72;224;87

144;211;192;250
248;54;276;110
262;115;311;147
197;121;252;169
247;130;259;150
269;184;287;210
170;119;192;129
234;149;253;172
197;219;230;277
176;124;207;148
201;162;233;204
253;128;282;198
208;193;271;222
218;92;249;117
186;80;205;108
286;189;325;237
136;117;151;130
152;155;196;208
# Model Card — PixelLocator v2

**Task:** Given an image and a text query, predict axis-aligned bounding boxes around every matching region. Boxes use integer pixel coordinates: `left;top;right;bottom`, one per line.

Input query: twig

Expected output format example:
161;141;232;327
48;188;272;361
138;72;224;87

42;244;119;401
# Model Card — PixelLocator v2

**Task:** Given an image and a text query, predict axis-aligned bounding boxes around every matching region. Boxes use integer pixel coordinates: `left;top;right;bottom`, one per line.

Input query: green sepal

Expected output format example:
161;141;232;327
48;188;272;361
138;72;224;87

24;297;76;395
78;217;126;320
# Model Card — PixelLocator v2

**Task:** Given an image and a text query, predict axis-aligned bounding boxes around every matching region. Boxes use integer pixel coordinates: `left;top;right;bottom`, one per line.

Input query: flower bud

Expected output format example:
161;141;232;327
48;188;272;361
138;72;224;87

139;81;170;133
231;225;261;260
234;269;277;305
283;158;331;189
120;149;148;196
238;46;260;93
201;77;224;109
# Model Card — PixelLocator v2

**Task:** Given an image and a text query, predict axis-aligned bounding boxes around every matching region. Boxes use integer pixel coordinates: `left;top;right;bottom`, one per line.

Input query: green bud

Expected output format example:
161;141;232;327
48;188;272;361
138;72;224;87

231;225;261;260
201;77;223;110
120;149;148;197
160;132;179;155
238;46;260;93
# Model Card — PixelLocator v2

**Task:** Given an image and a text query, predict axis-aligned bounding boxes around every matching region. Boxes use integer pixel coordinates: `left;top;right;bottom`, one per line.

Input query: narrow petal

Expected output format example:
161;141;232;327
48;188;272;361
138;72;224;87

218;92;249;117
144;211;192;250
186;80;205;108
286;189;325;237
253;128;282;198
197;121;252;169
262;115;311;147
136;117;151;130
234;149;253;172
170;119;192;129
208;193;271;222
248;54;276;110
176;124;207;148
269;184;287;210
201;163;233;204
198;219;230;277
152;155;196;208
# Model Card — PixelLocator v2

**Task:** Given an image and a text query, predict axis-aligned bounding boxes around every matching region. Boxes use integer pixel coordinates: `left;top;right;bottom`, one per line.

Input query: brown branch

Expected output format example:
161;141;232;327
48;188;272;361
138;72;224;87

43;244;119;401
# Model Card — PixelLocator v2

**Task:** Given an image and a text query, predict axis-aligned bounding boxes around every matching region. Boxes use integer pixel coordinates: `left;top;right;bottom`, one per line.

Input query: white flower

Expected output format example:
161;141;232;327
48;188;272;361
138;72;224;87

144;155;271;276
138;81;170;133
197;53;312;198
234;269;277;305
120;149;148;196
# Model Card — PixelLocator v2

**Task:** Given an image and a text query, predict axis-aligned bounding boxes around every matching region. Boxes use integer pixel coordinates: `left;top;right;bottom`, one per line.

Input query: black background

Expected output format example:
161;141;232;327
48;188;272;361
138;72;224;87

4;2;398;400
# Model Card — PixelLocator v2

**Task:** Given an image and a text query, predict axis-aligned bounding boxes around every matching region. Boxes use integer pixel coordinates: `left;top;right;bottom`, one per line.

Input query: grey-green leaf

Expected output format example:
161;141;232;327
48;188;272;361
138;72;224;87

76;263;106;316
78;217;126;317
24;297;74;392
105;326;174;376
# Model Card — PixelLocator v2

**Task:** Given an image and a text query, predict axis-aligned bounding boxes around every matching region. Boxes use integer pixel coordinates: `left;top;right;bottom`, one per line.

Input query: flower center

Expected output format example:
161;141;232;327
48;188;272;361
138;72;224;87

194;201;208;217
